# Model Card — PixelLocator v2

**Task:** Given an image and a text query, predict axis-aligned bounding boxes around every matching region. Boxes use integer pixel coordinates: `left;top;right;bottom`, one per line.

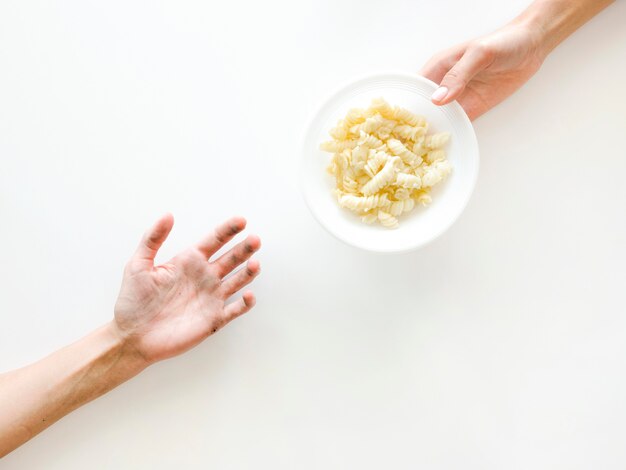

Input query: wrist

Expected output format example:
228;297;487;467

103;321;151;375
511;4;554;62
513;0;614;58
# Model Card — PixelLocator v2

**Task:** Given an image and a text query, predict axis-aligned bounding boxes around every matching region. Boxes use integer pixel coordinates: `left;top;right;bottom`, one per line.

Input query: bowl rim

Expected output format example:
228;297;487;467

300;71;480;253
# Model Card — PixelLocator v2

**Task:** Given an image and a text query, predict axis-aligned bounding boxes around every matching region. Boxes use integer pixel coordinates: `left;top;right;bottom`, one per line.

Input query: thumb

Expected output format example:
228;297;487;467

431;44;493;106
133;213;175;266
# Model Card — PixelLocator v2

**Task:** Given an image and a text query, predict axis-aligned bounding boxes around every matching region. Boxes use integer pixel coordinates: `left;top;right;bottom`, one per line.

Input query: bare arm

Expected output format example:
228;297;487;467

421;0;615;120
0;214;261;457
524;0;615;55
0;324;146;456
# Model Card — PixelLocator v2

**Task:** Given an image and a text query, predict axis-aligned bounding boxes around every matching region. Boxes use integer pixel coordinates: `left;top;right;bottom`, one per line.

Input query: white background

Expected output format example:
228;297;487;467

1;0;625;468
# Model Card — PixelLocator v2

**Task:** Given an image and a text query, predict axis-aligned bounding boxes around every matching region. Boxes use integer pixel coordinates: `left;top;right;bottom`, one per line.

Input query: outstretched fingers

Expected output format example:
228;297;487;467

221;259;261;298
133;213;175;267
196;216;247;259
213;235;261;278
224;291;256;322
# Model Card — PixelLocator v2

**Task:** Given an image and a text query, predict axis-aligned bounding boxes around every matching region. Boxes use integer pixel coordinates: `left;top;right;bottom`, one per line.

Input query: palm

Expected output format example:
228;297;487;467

115;251;223;361
113;215;261;364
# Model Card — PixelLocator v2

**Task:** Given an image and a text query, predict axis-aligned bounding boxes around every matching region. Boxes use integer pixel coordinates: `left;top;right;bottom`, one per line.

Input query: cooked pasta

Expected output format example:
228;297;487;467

361;212;379;224
320;98;452;228
377;210;399;229
357;131;384;149
338;193;390;212
363;151;389;178
387;138;421;166
391;107;425;127
320;139;357;153
361;157;399;195
389;198;416;217
426;132;451;149
395;173;422;189
394;187;411;200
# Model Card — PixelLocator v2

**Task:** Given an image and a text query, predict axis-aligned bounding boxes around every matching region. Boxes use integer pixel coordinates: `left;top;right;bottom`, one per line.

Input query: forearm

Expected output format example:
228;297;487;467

0;322;147;457
514;0;614;56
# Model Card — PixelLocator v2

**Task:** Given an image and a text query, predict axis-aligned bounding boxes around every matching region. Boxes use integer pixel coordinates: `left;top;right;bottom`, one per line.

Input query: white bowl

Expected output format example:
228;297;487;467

301;72;479;253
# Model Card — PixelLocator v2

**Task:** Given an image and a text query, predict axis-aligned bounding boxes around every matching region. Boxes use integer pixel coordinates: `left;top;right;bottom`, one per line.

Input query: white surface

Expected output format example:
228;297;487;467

1;0;625;469
301;73;479;252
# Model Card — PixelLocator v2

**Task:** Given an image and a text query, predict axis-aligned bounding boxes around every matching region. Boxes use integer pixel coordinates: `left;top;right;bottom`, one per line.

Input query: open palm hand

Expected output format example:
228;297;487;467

114;214;261;364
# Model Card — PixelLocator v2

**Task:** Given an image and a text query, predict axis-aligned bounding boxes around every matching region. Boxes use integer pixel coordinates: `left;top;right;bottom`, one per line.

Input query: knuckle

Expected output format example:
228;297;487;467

444;68;466;87
446;68;462;79
473;41;495;61
147;232;160;244
214;230;226;244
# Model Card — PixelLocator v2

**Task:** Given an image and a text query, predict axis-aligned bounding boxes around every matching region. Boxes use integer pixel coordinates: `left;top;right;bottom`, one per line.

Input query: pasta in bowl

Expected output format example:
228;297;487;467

301;73;479;252
320;98;453;229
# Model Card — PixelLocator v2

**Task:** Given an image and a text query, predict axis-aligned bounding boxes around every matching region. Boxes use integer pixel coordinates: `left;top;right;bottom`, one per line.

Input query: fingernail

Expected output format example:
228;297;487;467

431;86;448;102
